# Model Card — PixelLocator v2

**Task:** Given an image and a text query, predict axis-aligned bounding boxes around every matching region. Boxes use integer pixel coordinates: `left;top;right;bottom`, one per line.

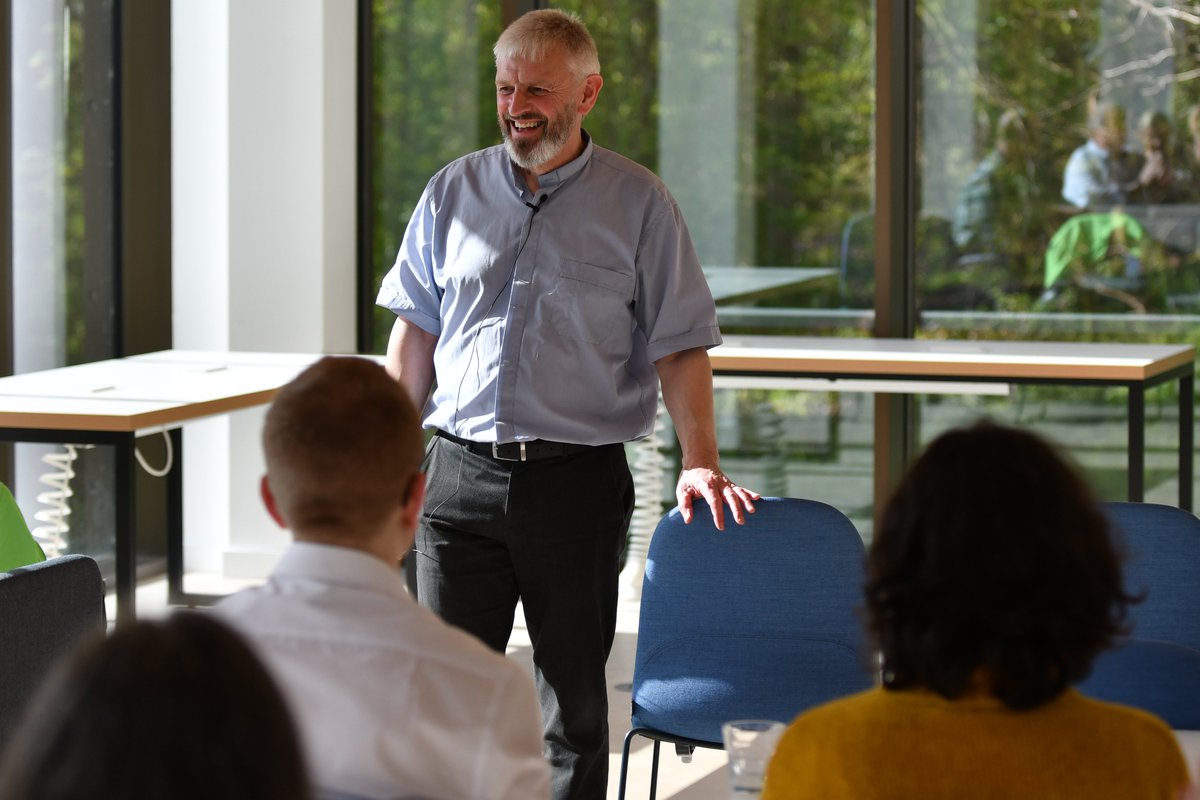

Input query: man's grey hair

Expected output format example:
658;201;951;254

493;9;600;82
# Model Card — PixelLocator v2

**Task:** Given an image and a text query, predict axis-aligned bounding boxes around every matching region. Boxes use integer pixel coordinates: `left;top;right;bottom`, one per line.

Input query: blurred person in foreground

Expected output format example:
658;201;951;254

763;420;1190;800
215;356;549;800
0;612;312;800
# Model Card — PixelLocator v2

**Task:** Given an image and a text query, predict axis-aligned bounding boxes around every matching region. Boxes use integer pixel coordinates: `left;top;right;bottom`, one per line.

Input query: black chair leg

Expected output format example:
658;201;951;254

649;739;661;800
617;729;638;800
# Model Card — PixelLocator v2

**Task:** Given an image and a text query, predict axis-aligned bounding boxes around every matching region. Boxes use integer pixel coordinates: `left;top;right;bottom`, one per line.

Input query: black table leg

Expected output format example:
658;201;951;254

166;427;186;606
114;433;137;625
1181;373;1194;512
1128;384;1145;503
164;427;221;608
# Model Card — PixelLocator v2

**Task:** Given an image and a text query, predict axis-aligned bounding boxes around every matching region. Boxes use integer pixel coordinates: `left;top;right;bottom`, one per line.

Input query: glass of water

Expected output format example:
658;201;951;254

721;719;786;798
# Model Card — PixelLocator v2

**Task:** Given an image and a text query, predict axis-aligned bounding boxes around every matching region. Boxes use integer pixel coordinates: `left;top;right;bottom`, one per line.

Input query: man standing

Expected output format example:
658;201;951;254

377;10;758;798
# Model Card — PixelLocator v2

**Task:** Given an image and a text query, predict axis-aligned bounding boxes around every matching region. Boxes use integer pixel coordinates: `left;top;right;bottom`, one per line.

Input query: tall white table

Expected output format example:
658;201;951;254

709;336;1196;508
0;350;338;624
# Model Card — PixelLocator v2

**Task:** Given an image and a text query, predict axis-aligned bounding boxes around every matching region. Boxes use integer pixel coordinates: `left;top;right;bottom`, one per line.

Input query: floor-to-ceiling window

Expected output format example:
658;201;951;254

363;0;880;528
362;0;1200;534
9;0;118;563
5;0;170;580
363;0;504;354
914;0;1200;504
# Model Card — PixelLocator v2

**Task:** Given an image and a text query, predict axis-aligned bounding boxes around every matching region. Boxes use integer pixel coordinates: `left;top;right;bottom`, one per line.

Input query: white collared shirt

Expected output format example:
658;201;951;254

215;543;549;800
1062;138;1123;208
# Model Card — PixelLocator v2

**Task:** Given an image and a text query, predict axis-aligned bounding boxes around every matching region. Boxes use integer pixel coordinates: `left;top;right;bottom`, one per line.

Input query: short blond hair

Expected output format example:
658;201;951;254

263;356;423;539
493;9;600;82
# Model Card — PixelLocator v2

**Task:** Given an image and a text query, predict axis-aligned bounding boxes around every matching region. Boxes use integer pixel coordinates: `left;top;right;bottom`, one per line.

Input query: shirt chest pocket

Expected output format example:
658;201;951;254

546;259;635;344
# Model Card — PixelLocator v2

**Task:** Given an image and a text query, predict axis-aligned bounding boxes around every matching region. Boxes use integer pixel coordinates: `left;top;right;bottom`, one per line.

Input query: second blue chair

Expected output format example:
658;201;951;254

1077;502;1200;729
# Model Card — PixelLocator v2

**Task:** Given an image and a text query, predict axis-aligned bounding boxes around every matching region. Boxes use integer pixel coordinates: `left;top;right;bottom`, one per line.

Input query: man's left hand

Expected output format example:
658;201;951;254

675;467;760;531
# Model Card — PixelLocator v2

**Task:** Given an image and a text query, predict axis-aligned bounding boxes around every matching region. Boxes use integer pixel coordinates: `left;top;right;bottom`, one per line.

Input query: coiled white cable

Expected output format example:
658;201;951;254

29;430;174;557
31;444;85;558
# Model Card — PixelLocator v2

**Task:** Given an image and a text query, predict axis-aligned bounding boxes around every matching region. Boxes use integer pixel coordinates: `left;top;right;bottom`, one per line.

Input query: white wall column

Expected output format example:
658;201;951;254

172;0;357;580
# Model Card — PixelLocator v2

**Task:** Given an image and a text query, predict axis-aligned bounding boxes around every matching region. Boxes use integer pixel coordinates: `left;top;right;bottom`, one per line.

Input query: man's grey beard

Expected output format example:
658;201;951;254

501;107;578;171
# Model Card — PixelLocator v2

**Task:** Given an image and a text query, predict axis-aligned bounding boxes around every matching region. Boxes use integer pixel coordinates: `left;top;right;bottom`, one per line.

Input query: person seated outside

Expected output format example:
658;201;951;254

1182;105;1200;202
1062;101;1144;209
0;612;312;800
214;356;549;800
1129;110;1184;205
762;420;1190;800
953;107;1039;257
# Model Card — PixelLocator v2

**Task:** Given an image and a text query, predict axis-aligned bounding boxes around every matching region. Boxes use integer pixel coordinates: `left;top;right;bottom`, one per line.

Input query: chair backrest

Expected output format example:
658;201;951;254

1079;638;1200;729
630;497;873;745
1102;502;1200;652
0;554;106;753
1071;503;1200;727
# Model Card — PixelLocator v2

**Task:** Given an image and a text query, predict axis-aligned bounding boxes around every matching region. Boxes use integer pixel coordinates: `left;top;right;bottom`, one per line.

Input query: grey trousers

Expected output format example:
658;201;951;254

415;434;634;800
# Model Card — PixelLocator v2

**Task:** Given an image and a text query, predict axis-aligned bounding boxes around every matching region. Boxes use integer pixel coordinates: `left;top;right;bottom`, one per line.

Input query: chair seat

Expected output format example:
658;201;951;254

632;635;868;742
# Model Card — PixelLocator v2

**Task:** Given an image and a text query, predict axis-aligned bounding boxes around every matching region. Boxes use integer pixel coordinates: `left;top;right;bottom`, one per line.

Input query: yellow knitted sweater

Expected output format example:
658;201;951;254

762;687;1189;800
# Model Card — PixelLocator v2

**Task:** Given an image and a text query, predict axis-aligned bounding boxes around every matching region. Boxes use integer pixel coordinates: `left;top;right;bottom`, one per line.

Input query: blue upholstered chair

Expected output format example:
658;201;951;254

1080;639;1200;729
615;497;874;800
0;554;106;753
1075;502;1200;728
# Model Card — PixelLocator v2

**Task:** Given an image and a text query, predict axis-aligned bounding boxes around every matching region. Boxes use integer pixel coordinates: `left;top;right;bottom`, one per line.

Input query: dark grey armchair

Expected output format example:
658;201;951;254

0;554;106;753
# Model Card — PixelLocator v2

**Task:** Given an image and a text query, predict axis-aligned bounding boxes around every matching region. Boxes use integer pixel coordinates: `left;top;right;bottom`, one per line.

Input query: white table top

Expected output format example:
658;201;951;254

709;335;1196;382
0;350;374;433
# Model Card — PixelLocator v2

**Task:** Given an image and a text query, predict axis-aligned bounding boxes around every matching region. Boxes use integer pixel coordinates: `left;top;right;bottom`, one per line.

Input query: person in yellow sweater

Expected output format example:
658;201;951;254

763;421;1191;800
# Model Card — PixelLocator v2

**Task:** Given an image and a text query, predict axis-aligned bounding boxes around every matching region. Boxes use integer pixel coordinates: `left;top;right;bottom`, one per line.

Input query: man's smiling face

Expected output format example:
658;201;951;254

495;47;588;174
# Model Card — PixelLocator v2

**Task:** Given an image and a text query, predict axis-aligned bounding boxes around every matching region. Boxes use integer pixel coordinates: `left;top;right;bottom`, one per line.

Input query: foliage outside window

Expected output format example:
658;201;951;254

366;0;1200;528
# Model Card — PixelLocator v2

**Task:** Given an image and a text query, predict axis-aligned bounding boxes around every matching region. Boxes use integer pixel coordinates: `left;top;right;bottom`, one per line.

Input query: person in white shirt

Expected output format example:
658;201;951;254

215;356;550;800
1061;100;1144;209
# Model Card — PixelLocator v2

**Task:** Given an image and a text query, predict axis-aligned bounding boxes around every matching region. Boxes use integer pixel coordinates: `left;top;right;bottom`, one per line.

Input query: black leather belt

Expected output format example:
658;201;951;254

435;430;598;462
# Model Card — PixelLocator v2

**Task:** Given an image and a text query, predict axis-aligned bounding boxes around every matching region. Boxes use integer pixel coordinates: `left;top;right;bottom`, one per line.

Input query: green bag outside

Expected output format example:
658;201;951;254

0;482;46;572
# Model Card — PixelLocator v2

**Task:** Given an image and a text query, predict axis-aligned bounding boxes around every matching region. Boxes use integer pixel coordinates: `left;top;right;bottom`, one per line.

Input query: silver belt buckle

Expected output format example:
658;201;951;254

492;441;528;462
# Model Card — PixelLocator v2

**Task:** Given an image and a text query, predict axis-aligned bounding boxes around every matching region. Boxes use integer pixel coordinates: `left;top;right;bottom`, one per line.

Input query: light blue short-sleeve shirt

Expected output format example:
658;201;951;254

1062;138;1123;208
376;136;721;446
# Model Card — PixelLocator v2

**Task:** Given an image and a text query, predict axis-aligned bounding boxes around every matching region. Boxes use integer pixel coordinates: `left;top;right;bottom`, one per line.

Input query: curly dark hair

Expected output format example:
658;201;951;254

866;420;1135;710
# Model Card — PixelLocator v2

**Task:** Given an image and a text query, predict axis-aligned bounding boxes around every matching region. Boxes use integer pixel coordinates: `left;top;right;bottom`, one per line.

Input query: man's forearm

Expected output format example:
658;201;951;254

655;346;720;469
385;318;437;410
656;345;759;527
